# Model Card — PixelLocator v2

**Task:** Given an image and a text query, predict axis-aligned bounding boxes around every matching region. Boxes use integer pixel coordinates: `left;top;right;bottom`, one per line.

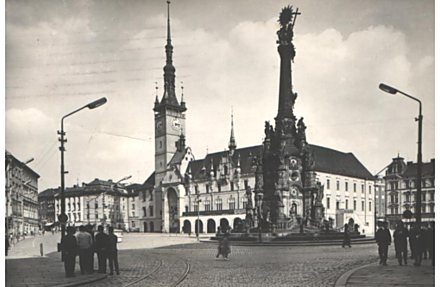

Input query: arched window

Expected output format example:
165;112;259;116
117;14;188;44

215;198;223;211
228;197;236;210
204;199;211;211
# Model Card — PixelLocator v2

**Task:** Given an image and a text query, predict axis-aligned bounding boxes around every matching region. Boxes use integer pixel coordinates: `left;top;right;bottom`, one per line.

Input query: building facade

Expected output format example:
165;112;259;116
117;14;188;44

142;3;376;236
51;179;132;229
5;150;40;236
384;156;435;228
38;188;58;230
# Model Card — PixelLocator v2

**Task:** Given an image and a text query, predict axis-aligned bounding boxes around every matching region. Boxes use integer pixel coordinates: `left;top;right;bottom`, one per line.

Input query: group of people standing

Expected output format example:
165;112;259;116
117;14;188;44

375;220;434;267
61;224;120;278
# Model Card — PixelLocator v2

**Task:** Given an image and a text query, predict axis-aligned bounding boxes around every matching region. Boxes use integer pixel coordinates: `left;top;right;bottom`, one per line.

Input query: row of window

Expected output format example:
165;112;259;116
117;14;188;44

142;206;154;217
186;180;250;195
389;205;435;214
393;192;435;203
388;178;434;190
326;197;373;212
325;179;372;193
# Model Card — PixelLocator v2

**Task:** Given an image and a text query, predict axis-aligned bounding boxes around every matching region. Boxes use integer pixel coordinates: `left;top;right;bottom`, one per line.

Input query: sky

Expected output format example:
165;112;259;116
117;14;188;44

5;0;435;192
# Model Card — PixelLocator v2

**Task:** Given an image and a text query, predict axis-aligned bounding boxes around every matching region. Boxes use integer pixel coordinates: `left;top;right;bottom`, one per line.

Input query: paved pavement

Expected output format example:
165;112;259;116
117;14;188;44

335;257;435;287
5;233;435;286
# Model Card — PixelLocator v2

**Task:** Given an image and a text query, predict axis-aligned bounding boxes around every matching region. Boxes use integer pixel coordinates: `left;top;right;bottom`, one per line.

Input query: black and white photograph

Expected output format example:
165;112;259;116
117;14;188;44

4;0;435;286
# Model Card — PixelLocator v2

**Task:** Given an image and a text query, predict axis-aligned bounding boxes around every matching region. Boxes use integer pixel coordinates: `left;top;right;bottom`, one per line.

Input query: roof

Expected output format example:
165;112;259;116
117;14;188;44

310;144;374;179
402;159;435;177
144;172;155;187
6;150;40;178
38;188;60;198
186;144;373;181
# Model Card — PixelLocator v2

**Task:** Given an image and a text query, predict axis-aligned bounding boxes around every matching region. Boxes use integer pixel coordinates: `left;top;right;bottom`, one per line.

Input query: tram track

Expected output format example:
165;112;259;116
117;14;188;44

124;252;191;287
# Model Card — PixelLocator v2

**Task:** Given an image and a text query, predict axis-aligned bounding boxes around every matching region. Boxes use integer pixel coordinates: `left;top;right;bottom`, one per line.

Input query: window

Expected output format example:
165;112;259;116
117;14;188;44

429;205;434;213
132;204;135;210
194;203;199;212
430;192;434;201
77;203;81;211
67;203;70;211
337;181;340;191
422;192;426;201
143;207;147;217
353;200;357;210
132;221;136;228
361;184;364;193
95;202;99;209
204;200;211;211
242;197;248;208
422;205;426;213
326;197;330;209
345;200;349;209
95;213;99;219
326;179;330;189
362;201;364;211
78;214;81;221
149;190;153;200
406;194;410;202
336;201;340;210
218;184;222;192
369;201;372;211
244;180;249;189
354;183;357;192
184;205;188;213
149;206;154;216
206;184;210;193
143;191;147;201
369;186;372;194
87;203;90;209
87;214;90;219
230;182;235;191
215;198;223;210
228;198;236;210
345;182;348;191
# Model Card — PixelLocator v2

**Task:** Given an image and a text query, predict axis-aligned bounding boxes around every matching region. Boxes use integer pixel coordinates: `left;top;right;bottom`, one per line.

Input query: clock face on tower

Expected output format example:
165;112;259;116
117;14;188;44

172;118;181;130
156;119;164;132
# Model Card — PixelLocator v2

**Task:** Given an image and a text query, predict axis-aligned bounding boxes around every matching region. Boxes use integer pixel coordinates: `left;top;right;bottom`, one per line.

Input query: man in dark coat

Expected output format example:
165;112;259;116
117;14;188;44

85;224;95;273
376;221;392;265
418;224;429;263
107;226;120;275
427;221;434;266
62;226;78;277
95;225;109;274
342;223;351;248
393;220;409;265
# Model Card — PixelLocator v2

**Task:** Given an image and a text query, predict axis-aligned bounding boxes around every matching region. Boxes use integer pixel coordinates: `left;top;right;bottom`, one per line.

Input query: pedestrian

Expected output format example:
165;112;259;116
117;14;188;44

393;220;408;265
95;225;108;274
342;224;351;248
427;221;434;266
376;221;392;265
85;224;95;273
5;234;9;256
62;226;78;278
107;226;120;275
408;225;416;259
76;225;94;274
419;224;429;261
215;232;231;260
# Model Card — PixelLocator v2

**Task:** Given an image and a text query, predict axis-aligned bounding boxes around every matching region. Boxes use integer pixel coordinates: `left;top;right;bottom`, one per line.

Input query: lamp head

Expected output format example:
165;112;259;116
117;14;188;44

24;158;34;165
379;83;398;95
87;97;107;109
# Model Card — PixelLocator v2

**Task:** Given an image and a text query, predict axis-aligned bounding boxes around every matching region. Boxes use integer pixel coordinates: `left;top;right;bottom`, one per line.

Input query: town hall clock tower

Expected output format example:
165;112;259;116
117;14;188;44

153;1;187;185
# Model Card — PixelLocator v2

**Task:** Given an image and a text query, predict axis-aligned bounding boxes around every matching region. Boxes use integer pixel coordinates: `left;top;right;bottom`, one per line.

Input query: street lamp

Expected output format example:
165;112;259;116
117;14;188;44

59;97;107;242
379;83;423;226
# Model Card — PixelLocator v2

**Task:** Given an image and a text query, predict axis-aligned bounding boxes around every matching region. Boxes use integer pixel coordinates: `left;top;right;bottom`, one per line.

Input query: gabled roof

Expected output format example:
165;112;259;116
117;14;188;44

169;149;186;165
38;188;60;198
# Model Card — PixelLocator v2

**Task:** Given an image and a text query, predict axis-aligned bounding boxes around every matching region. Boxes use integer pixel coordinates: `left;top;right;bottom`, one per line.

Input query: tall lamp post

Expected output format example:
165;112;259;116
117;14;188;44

379;83;422;226
59;97;107;242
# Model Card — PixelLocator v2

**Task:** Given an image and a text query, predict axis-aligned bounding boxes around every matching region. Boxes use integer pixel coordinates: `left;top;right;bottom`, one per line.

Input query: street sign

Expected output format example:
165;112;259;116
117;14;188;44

403;210;413;219
58;213;68;223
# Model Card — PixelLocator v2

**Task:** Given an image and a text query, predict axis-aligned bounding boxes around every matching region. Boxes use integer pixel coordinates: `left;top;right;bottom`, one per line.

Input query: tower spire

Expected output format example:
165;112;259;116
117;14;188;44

228;107;237;153
161;0;178;105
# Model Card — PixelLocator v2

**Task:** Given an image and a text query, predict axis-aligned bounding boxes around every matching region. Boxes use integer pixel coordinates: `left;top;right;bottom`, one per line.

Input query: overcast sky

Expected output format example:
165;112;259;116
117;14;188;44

5;0;435;191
